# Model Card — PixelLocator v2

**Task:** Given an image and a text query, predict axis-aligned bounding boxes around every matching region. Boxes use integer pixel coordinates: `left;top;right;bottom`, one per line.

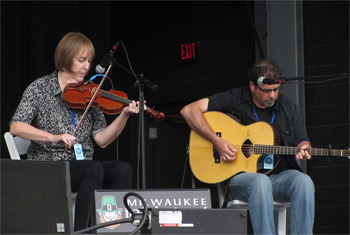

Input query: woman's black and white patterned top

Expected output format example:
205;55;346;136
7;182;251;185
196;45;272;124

10;71;107;161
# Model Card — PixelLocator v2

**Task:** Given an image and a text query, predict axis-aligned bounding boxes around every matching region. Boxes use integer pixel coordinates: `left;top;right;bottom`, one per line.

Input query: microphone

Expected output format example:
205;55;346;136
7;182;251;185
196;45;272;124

95;41;120;74
257;77;283;85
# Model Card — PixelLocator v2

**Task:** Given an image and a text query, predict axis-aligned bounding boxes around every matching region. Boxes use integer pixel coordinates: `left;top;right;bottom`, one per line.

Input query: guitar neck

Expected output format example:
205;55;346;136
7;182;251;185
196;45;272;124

254;145;350;157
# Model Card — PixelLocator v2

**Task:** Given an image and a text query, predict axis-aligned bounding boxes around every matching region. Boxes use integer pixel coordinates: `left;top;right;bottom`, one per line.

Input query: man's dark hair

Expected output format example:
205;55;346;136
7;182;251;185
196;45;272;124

247;58;283;85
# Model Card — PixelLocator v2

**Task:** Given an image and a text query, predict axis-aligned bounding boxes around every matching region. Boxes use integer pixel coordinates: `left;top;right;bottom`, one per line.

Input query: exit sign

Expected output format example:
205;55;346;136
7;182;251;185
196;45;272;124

180;41;200;61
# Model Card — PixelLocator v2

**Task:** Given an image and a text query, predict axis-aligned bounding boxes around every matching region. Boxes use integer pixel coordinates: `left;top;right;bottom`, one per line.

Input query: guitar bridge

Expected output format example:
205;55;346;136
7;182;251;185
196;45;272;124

213;132;221;163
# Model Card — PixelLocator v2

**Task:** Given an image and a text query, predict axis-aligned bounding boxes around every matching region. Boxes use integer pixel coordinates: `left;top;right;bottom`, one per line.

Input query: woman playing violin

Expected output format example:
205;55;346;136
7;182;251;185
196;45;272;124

9;32;140;231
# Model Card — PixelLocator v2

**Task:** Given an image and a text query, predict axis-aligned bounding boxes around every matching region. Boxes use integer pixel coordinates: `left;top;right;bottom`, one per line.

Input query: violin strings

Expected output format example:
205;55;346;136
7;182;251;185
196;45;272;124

101;90;131;105
101;90;151;112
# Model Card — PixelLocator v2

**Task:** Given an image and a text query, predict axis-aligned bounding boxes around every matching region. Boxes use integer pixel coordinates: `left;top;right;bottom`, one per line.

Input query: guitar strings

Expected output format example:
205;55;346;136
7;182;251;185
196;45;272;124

237;145;350;156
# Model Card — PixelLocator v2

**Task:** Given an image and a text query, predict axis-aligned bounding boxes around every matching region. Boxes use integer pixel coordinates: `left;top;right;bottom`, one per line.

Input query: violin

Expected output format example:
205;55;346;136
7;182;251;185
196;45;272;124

63;82;165;121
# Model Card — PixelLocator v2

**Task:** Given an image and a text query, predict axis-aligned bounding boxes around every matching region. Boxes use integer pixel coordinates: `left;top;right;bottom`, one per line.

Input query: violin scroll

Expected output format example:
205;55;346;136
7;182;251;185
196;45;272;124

145;107;165;122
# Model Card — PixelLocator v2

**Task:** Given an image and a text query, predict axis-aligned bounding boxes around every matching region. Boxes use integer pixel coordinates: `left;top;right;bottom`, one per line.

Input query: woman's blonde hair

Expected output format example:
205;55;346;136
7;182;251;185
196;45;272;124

54;32;95;72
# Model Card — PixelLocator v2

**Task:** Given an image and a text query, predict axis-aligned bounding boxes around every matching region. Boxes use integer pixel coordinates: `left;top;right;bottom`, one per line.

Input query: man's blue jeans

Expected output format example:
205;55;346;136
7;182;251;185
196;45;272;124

227;169;315;234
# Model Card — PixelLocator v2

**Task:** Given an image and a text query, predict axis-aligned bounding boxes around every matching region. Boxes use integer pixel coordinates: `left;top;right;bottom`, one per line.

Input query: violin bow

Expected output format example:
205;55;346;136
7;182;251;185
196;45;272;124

73;64;112;135
63;64;112;154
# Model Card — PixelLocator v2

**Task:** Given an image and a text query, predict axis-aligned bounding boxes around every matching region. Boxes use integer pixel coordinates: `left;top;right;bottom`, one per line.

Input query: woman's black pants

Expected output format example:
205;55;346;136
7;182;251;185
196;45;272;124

69;160;132;231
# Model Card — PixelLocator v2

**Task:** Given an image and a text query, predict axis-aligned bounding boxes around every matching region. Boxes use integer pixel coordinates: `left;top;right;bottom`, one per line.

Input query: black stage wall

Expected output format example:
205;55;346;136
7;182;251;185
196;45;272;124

303;2;349;234
1;0;256;186
1;1;349;234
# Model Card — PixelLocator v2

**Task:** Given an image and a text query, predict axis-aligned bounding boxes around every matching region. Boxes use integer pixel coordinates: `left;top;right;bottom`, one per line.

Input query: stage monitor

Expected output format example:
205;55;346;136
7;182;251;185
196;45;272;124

94;188;211;233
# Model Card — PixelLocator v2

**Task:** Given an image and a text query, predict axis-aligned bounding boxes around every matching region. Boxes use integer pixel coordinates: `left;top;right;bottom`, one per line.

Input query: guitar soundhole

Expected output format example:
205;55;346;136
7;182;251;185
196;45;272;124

242;139;253;158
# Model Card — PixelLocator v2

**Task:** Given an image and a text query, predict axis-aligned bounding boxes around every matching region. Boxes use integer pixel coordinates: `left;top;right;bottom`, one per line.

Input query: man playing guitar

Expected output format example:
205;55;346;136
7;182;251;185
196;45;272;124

181;58;314;234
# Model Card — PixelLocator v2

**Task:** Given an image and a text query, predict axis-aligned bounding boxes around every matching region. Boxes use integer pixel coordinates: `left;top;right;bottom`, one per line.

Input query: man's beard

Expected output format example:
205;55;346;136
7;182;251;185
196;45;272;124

263;100;275;107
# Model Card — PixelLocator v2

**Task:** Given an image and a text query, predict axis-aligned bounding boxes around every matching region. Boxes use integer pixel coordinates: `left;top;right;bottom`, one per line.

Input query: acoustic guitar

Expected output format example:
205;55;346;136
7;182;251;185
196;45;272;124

189;111;350;184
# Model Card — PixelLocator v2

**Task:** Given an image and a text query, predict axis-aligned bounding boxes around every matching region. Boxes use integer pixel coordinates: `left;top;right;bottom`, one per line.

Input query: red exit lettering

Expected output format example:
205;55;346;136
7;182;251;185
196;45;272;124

181;43;196;60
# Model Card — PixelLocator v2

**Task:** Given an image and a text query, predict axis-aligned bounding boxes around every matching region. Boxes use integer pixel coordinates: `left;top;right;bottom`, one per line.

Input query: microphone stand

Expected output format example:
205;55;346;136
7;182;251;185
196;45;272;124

282;73;349;82
110;58;158;189
138;80;146;189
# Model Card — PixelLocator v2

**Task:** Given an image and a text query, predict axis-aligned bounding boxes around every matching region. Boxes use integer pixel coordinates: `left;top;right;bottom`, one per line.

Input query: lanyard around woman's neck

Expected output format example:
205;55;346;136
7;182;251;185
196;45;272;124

67;108;77;129
57;73;78;136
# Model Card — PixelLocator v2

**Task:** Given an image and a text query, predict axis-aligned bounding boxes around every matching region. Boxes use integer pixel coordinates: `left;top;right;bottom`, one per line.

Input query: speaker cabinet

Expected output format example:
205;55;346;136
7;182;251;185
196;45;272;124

1;159;74;234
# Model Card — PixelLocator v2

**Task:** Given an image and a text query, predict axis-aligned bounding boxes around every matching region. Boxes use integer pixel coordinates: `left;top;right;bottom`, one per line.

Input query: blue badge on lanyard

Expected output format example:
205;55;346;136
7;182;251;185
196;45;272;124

74;144;85;160
263;154;274;169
